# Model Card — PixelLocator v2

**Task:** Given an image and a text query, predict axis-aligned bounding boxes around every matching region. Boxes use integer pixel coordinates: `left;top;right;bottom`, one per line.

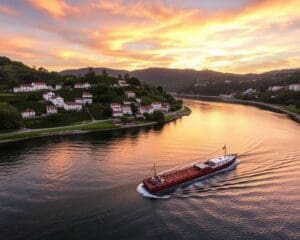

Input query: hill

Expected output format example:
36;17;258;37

0;56;63;90
61;67;252;92
60;66;300;92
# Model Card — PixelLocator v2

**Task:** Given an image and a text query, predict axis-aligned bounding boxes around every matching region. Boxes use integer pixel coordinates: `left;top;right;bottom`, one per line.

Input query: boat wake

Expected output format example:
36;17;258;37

136;183;170;199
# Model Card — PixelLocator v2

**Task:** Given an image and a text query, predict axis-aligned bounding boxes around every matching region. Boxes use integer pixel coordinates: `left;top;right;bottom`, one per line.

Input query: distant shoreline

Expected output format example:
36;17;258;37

174;94;300;123
0;106;191;145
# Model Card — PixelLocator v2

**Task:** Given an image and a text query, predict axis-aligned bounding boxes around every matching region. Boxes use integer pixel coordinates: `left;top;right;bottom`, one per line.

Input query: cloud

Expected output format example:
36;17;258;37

2;0;300;72
27;0;78;19
0;3;19;16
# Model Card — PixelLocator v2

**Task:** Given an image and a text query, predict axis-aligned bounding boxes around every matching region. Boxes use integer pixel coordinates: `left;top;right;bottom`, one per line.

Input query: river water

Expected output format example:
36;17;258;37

0;100;299;240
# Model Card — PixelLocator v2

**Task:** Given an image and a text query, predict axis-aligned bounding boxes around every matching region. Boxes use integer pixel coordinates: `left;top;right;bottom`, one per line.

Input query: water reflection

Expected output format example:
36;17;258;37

0;100;299;240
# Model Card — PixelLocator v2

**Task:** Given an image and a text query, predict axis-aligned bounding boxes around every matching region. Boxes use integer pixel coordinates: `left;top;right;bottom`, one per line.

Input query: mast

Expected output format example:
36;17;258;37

153;162;157;177
223;144;227;156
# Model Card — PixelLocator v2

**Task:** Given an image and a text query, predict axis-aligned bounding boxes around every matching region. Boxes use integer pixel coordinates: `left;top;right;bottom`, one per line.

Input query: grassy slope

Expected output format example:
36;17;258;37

277;104;300;114
0;121;116;141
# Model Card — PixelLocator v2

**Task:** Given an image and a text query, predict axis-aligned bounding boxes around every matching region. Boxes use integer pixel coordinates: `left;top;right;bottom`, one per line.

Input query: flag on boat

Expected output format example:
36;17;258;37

223;144;226;150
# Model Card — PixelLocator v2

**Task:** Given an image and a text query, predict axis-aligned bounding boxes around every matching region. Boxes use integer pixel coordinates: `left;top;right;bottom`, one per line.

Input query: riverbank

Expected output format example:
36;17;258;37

174;94;300;123
0;106;191;144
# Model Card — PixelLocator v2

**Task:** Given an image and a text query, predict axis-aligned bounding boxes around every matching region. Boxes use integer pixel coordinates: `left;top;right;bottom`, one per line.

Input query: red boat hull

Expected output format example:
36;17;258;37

143;154;237;194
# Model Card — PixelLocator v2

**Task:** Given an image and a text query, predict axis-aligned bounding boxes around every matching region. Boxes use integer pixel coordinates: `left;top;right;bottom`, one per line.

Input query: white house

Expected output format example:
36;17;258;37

13;82;50;92
289;84;300;91
110;103;123;117
118;80;129;87
110;103;122;112
136;98;141;104
75;98;84;105
242;88;257;95
46;105;57;115
13;87;21;93
123;100;131;105
139;106;154;114
82;92;93;104
151;102;162;110
82;92;92;98
21;108;35;119
63;102;82;111
268;86;285;91
55;84;62;90
18;84;34;92
112;110;123;117
161;103;171;112
125;91;135;98
32;82;48;90
74;82;91;89
50;96;64;107
122;105;132;115
43;91;55;101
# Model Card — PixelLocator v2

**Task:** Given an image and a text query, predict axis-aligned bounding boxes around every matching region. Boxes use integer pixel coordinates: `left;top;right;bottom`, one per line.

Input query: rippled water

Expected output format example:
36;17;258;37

0;100;299;240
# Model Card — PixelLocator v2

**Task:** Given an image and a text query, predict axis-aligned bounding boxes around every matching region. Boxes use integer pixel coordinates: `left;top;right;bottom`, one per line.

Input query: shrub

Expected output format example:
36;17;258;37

152;110;165;123
0;104;21;130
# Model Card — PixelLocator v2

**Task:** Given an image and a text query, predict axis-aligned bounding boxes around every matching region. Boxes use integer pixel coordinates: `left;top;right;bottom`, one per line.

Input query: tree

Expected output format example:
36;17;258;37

85;67;96;80
128;77;141;86
131;103;138;114
118;74;123;79
124;73;130;81
102;69;108;78
152;110;165;123
0;104;21;130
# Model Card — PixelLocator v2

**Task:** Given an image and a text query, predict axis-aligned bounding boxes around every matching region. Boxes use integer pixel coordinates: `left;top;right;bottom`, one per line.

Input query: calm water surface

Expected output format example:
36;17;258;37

0;100;299;240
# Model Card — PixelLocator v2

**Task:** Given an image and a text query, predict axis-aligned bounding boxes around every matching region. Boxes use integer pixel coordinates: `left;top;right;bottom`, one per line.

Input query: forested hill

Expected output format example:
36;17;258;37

61;67;251;92
1;55;300;93
0;56;62;88
61;67;300;92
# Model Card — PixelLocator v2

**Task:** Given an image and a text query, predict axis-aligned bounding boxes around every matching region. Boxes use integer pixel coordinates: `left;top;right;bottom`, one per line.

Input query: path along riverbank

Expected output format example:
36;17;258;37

0;106;191;145
174;94;300;123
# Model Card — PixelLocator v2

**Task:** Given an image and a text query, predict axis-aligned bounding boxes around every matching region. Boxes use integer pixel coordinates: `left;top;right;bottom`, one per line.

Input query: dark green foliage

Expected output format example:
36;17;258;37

14;101;48;115
0;56;63;88
128;77;141;86
89;104;112;120
296;100;300;109
152;110;165;123
24;110;91;128
56;88;83;101
92;85;124;103
121;116;129;124
130;103;138;114
26;92;43;101
0;103;21;130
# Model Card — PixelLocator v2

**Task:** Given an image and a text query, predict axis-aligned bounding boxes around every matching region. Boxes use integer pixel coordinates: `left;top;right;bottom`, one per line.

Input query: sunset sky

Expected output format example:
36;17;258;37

0;0;300;73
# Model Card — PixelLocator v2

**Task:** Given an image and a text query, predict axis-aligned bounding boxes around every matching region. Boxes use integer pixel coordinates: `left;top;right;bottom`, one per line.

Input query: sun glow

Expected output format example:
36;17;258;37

0;0;299;72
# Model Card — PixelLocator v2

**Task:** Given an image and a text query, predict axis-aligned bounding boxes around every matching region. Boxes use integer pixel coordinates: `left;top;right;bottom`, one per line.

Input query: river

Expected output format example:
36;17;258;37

0;100;299;240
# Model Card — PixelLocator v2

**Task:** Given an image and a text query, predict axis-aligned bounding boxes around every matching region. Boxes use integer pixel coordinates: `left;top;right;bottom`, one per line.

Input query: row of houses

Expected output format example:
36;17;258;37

268;84;300;92
21;91;94;119
114;80;129;87
74;79;129;89
21;105;59;119
74;82;91;89
110;102;171;118
13;82;62;93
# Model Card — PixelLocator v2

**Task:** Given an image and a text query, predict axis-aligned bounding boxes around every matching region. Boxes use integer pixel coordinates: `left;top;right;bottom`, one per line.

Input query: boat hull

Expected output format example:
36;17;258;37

142;154;237;195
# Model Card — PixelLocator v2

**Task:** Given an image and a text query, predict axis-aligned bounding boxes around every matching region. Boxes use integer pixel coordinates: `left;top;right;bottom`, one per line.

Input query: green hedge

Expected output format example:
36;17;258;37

24;110;91;128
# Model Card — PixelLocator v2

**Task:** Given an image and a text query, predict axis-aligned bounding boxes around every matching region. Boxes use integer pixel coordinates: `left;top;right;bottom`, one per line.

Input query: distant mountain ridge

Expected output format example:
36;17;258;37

60;67;300;92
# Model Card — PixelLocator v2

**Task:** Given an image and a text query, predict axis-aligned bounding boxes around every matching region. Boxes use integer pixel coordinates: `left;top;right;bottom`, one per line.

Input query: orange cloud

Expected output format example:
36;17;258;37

0;3;19;16
2;0;300;72
27;0;78;19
